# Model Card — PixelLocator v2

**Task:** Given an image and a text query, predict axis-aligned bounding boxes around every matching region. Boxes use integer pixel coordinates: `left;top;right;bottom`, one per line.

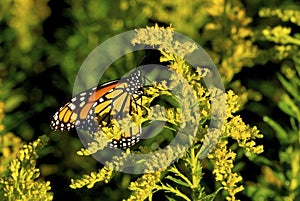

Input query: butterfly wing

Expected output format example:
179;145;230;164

50;70;145;148
50;80;118;132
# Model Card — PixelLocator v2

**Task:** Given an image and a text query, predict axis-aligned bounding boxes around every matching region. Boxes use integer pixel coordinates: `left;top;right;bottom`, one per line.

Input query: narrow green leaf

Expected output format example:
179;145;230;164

166;195;177;201
278;94;300;121
165;175;190;188
278;74;300;102
160;183;191;201
293;56;300;77
263;116;289;144
201;187;222;201
278;101;296;118
4;94;27;112
250;155;274;166
290;117;298;132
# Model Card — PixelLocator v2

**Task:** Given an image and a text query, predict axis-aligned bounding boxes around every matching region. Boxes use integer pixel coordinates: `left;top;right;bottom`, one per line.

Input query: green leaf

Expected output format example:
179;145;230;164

244;185;277;200
201;187;222;201
278;100;297;119
290;117;298;132
279;146;294;165
279;93;300;121
263;116;289;144
160;183;191;201
166;195;177;201
4;94;27;112
278;74;300;102
293;56;300;77
250;155;274;166
165;175;190;188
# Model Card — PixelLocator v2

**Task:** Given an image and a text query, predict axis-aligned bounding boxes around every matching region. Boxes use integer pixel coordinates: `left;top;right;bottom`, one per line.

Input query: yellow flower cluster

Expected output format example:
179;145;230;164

227;116;264;154
262;26;295;44
76;132;109;156
198;87;227;158
259;8;300;26
226;90;264;154
226;90;240;118
202;0;258;83
132;24;197;58
258;7;300;60
125;172;161;201
0;136;53;200
205;89;263;200
76;122;127;156
0;133;23;175
260;23;300;60
131;24;174;47
143;144;188;173
208;141;244;201
198;127;222;159
70;165;114;189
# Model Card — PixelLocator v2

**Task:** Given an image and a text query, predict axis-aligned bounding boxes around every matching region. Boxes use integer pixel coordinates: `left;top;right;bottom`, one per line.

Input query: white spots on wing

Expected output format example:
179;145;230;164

98;97;104;102
80;92;87;96
53;114;58;120
79;101;86;108
69;103;76;110
107;133;141;149
79;96;85;102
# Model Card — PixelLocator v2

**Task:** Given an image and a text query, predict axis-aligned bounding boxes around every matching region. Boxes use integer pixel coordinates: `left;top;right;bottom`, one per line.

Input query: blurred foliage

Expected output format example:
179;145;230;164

240;3;300;200
47;0;149;86
0;0;300;200
253;56;300;201
135;0;209;39
0;0;52;138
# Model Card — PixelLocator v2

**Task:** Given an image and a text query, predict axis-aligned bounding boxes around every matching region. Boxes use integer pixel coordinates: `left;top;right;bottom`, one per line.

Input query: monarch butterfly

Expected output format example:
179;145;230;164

50;70;145;148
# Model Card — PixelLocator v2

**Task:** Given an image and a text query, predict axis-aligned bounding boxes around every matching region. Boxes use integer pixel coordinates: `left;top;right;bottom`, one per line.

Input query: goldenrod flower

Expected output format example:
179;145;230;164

0;136;53;200
125;172;161;201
